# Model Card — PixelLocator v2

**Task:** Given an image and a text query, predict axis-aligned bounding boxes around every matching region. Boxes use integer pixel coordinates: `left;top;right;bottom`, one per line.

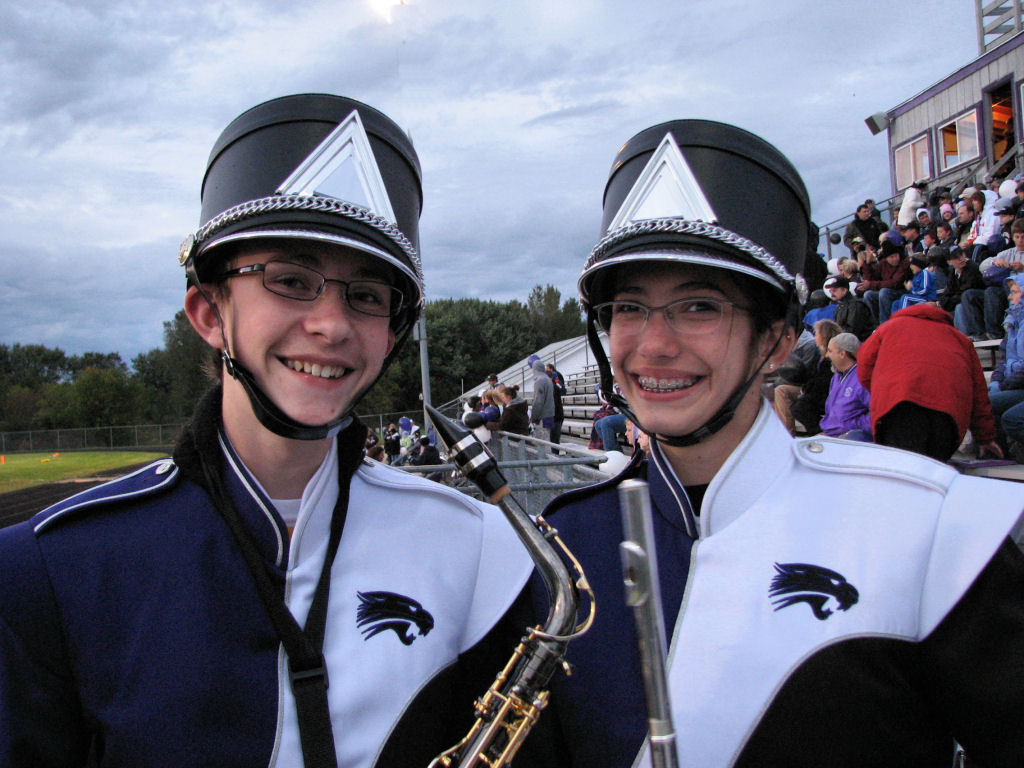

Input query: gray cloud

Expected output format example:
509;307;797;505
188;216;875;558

0;0;981;363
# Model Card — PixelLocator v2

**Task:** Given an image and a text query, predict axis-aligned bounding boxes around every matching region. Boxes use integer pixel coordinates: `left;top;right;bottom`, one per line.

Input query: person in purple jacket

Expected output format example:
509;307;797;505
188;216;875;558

818;332;872;441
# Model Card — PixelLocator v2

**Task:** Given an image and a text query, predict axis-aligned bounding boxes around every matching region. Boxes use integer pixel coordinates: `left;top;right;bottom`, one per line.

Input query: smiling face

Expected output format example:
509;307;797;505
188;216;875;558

605;262;788;446
188;240;396;444
825;341;852;372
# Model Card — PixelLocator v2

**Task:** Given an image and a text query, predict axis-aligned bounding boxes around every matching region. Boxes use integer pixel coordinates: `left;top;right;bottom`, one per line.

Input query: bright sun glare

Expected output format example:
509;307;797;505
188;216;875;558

369;0;407;23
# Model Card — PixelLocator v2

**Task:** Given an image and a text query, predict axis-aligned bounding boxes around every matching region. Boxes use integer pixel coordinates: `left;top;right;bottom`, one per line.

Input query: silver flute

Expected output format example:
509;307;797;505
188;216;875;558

618;479;679;768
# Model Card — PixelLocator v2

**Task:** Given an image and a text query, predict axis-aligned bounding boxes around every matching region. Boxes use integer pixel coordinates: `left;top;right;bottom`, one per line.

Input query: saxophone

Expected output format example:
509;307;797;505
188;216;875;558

424;404;594;768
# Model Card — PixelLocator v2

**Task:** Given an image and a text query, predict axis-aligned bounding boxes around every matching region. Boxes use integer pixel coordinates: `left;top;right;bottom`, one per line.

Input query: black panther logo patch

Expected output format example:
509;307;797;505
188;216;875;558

769;563;859;620
357;591;435;645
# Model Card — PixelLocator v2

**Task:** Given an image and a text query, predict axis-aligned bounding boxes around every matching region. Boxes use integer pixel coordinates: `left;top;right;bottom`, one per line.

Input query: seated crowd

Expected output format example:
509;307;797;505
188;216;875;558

776;177;1024;464
425;178;1024;469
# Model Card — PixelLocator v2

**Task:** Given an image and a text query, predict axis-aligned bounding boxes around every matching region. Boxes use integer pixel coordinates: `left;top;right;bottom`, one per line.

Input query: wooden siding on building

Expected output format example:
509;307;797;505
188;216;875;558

890;48;1023;147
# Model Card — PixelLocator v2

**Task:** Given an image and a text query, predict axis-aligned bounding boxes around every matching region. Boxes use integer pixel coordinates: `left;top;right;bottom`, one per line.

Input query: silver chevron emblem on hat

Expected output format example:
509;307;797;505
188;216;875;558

607;132;717;233
277;109;397;225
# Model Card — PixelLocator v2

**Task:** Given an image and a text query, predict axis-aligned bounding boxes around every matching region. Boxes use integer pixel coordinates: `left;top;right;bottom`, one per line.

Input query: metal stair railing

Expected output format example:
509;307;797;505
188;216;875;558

398;430;608;516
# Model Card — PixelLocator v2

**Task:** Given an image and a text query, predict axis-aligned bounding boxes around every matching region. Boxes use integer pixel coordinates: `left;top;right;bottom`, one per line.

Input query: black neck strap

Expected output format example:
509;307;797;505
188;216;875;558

174;387;367;768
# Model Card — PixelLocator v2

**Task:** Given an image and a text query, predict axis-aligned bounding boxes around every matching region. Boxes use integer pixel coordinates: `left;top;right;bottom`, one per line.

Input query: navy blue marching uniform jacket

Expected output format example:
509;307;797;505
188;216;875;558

530;402;1024;768
0;398;533;767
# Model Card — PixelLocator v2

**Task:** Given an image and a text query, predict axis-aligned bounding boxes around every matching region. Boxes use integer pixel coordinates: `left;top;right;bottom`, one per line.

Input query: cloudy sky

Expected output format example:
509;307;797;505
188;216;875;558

0;0;979;362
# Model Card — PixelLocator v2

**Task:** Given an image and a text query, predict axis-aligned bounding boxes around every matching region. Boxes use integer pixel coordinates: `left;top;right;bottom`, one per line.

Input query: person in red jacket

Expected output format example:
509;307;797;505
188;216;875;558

856;238;910;325
857;302;1003;461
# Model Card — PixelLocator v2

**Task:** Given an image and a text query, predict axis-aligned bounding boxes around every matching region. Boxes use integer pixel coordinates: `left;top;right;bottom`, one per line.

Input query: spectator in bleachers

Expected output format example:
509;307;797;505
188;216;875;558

920;226;939;252
897;181;927;227
786;319;844;436
916;208;932;231
802;287;836;328
547;364;566;448
843;203;887;256
939;202;956;225
409;435;443;482
965;190;1001;254
772;320;822;434
529;357;556;441
858;303;1002;462
495;384;530;435
891;255;936;315
831;276;875;340
942;246;984;321
479;389;501;428
930;188;953;221
994;197;1017;241
460;398;492;445
961;219;1024;340
853;239;878;280
819;332;872;441
926;246;949;293
857;239;910;324
936;220;957;249
594;411;628;454
954;201;976;249
980;226;1021;276
838;255;861;290
545;363;566;393
462;394;481;417
486;373;501;389
587;385;617;450
901;220;924;255
988;275;1024;460
383;422;401;464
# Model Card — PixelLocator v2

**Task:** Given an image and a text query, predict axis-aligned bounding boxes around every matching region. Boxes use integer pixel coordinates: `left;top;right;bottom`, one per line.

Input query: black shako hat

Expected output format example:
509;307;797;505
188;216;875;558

179;93;424;334
579;119;811;305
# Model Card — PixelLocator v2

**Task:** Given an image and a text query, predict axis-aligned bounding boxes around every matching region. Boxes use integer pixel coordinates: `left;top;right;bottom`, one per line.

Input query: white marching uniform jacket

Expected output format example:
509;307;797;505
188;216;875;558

0;422;533;768
531;401;1024;768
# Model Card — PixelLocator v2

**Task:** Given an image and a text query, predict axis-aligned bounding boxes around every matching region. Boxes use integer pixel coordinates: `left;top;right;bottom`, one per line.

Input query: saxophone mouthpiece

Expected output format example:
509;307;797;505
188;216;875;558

426;404;509;501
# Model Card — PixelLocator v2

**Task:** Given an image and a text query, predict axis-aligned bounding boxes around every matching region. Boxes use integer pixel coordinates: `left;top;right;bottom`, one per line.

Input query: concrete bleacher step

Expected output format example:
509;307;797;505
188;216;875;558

973;338;1000;371
563;404;601;421
556;364;605;442
562;418;593;439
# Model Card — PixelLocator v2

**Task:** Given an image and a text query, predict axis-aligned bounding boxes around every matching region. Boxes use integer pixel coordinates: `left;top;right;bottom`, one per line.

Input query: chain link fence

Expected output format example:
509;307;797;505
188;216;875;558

0;424;186;453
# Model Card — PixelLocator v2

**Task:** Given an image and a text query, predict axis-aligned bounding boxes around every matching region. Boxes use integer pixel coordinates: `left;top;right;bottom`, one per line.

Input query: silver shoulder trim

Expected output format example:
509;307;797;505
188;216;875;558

219;432;286;567
34;460;179;534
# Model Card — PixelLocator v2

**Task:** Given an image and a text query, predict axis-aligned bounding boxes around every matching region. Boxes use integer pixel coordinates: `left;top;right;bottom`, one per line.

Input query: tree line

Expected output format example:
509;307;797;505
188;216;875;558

0;285;585;432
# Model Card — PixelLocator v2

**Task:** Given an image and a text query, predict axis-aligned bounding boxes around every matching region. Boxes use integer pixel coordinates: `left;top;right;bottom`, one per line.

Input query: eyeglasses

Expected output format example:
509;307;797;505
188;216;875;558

219;261;405;319
592;297;748;336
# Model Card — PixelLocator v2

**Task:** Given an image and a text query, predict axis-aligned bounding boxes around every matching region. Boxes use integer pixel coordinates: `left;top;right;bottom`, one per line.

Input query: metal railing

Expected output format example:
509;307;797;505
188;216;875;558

397;430;610;516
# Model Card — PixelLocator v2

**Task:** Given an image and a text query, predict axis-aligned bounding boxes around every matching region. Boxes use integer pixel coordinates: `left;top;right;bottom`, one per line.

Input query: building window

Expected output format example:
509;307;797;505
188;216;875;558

939;110;979;170
894;136;931;190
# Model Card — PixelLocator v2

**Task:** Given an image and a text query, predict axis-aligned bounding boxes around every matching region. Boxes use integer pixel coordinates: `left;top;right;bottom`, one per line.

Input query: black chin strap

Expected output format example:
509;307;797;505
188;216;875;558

222;352;351;441
586;309;787;448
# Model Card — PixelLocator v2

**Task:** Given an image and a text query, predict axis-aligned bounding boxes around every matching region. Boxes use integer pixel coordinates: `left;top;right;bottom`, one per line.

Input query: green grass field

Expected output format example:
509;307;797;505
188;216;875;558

0;452;166;494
